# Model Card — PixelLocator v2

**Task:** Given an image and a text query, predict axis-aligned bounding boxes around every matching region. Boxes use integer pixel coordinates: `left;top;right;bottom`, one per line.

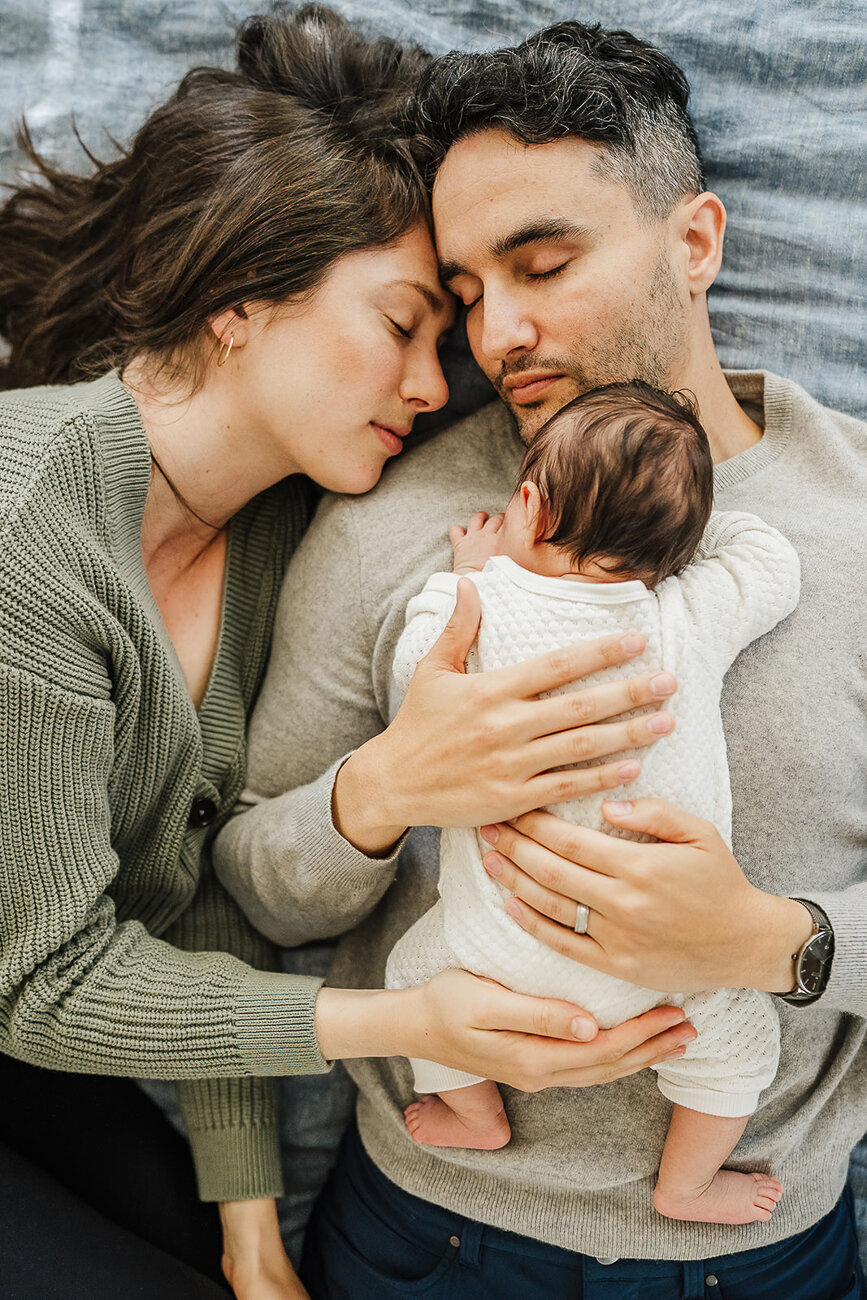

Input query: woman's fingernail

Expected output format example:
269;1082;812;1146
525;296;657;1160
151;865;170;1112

480;824;499;844
504;898;521;920
604;801;633;816
663;1046;687;1060
649;711;674;734
621;633;644;653
650;673;676;697
618;761;640;780
483;853;503;877
571;1017;596;1041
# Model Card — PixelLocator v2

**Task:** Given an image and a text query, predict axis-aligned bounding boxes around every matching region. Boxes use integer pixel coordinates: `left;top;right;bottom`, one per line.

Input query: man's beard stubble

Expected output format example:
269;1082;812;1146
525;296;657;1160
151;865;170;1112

497;251;688;443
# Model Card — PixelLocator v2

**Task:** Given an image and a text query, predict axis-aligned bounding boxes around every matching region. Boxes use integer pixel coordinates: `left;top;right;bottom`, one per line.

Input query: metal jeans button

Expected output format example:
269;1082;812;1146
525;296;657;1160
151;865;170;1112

595;1256;619;1265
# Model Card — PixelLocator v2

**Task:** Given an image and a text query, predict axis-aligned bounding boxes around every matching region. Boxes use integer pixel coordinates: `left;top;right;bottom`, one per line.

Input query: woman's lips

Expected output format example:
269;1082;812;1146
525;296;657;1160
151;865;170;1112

505;374;566;405
370;422;408;454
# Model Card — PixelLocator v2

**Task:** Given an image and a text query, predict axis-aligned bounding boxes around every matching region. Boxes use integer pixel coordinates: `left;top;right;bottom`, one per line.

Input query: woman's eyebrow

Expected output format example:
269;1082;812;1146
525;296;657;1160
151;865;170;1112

387;278;449;313
439;218;599;285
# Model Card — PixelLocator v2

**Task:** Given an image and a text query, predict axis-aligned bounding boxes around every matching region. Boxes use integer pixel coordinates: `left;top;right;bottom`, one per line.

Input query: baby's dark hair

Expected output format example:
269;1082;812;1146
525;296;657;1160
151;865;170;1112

518;381;713;588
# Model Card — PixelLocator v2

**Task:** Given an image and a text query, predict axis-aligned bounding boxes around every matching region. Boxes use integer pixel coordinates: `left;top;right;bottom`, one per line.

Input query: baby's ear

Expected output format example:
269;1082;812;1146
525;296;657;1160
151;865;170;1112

519;481;548;543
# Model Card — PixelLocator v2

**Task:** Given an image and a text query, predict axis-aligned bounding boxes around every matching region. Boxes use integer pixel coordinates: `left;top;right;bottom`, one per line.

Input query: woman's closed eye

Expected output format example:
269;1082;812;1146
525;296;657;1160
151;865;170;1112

386;316;413;339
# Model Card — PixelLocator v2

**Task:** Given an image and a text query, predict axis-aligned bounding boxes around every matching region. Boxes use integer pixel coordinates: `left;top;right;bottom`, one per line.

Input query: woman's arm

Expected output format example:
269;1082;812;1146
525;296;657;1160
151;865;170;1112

314;970;696;1091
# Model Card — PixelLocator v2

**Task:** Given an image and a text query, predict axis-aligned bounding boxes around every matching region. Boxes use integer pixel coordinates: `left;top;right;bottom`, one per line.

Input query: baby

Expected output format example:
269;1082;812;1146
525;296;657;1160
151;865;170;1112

386;380;801;1226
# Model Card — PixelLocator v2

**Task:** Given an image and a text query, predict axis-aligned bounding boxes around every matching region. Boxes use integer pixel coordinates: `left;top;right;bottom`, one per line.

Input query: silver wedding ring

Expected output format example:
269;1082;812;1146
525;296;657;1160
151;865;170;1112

574;902;590;934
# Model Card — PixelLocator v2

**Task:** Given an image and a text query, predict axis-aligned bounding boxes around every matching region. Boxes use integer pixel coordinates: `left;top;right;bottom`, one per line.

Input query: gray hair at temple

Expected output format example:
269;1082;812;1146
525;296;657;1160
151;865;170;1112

409;21;705;222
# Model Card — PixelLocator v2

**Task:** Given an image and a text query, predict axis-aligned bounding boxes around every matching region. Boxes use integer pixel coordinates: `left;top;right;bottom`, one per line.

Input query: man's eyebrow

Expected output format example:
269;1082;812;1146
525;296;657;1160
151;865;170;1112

439;218;599;285
492;218;598;258
389;279;449;313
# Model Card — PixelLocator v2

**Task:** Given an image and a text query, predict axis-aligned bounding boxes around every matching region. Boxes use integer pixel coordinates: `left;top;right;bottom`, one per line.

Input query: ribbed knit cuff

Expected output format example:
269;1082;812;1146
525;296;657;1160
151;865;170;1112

801;890;867;1017
654;1077;759;1117
187;1121;284;1203
291;755;409;896
235;968;331;1076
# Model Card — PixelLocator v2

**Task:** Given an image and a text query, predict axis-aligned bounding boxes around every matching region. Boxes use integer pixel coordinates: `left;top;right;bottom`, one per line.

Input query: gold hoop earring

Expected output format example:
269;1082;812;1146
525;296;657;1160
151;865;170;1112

217;334;234;367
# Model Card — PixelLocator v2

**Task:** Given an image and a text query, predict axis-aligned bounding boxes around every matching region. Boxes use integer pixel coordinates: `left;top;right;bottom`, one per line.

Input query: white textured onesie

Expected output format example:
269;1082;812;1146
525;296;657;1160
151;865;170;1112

386;511;801;1117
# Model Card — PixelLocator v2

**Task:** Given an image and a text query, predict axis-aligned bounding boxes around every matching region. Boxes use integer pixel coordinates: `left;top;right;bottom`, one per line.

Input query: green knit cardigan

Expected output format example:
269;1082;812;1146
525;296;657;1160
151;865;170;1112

0;371;328;1201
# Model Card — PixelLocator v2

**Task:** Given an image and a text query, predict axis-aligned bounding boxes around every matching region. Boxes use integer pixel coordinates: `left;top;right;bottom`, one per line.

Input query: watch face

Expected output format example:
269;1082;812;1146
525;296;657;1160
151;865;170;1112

798;930;835;994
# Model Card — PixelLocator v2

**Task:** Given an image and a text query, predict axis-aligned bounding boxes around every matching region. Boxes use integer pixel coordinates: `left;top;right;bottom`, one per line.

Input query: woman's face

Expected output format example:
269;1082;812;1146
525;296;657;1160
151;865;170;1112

240;224;454;494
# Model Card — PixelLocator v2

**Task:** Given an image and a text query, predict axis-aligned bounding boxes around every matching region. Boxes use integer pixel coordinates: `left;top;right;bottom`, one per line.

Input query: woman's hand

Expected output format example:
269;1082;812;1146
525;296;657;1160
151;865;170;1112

335;579;677;853
219;1198;309;1299
480;798;814;994
314;971;696;1091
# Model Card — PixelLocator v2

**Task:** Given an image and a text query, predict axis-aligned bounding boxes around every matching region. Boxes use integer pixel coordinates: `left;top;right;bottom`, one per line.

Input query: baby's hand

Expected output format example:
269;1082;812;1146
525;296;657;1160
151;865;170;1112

449;512;505;574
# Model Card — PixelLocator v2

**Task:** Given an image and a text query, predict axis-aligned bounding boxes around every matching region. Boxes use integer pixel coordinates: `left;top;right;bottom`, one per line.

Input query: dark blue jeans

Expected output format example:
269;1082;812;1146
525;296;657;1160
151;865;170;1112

301;1124;864;1300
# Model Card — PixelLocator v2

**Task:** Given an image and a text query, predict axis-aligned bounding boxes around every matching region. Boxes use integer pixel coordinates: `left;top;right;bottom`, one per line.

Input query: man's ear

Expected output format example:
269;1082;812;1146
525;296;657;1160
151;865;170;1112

520;481;548;544
679;192;726;297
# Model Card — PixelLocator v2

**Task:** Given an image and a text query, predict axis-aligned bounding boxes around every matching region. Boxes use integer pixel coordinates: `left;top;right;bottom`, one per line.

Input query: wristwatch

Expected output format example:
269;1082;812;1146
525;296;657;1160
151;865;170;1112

775;899;835;1005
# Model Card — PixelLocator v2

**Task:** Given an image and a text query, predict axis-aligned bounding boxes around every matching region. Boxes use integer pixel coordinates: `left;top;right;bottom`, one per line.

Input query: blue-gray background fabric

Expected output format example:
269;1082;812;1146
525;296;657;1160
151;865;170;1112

1;0;864;417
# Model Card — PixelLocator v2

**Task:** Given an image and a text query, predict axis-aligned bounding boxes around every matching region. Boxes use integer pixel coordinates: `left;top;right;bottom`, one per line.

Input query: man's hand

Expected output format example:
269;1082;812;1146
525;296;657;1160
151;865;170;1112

220;1198;309;1299
449;510;505;573
480;798;815;994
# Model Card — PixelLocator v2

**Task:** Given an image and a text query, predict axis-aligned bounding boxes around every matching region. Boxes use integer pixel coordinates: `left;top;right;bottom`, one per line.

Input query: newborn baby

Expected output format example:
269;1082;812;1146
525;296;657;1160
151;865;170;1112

386;380;801;1226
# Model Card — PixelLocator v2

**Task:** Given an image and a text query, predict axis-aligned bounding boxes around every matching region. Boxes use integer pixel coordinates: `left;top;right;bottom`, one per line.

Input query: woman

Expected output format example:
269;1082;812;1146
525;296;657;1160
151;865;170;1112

0;6;687;1297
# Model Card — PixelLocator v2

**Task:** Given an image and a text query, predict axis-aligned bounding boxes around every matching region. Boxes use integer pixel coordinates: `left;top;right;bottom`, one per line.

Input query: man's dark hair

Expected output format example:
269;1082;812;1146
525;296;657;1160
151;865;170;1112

518;380;714;588
410;22;704;221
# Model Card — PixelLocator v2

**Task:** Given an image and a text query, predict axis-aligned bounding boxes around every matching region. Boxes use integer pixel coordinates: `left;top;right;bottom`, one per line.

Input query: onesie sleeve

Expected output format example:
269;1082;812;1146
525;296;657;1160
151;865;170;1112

675;510;801;674
392;572;462;692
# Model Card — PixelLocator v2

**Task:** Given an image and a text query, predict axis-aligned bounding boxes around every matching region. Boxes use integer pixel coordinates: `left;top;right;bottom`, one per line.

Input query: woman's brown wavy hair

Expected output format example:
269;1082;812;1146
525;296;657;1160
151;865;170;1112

0;4;430;391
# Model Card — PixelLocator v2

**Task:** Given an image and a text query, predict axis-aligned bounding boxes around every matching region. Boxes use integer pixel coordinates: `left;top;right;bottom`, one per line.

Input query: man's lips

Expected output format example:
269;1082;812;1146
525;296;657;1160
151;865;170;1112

371;421;411;454
502;372;566;405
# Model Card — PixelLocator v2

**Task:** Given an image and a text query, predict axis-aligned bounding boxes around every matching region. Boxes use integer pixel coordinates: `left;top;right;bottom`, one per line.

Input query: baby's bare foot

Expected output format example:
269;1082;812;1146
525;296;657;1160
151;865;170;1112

654;1170;784;1225
404;1096;511;1150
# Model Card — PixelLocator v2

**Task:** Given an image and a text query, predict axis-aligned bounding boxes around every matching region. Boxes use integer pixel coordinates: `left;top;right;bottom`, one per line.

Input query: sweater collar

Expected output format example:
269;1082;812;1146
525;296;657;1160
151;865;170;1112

85;369;154;576
715;370;796;491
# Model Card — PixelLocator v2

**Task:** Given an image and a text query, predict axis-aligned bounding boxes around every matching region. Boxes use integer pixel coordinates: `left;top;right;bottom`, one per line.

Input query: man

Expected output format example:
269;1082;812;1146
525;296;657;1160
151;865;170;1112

215;23;866;1298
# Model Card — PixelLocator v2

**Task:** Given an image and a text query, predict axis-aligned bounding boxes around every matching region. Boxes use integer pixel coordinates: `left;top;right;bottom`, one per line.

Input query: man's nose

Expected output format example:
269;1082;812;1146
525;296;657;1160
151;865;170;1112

479;290;538;362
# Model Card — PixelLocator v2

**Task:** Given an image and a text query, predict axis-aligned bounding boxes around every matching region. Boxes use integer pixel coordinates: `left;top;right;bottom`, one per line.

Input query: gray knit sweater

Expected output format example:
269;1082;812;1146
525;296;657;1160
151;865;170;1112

0;371;331;1203
214;371;867;1259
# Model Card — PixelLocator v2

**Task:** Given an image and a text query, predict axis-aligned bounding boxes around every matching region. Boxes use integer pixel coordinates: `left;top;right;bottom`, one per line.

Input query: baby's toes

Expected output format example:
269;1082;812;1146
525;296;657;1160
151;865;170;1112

752;1173;784;1213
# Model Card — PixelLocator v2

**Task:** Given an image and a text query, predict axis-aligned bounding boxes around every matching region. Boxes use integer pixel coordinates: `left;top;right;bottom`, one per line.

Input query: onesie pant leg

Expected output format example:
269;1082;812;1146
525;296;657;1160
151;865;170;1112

386;900;485;1092
654;986;780;1116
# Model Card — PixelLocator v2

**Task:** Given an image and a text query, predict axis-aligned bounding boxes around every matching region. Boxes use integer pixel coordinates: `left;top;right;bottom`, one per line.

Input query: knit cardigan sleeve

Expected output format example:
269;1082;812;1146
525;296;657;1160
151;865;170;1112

0;657;331;1176
165;864;286;1202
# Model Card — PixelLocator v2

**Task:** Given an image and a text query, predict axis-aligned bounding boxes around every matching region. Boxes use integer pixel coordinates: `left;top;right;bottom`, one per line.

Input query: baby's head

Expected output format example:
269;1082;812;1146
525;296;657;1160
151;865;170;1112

500;380;714;588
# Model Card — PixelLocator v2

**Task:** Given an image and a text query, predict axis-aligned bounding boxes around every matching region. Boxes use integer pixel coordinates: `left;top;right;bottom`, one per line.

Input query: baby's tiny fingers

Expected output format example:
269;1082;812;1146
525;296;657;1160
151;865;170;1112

466;512;490;532
449;525;467;546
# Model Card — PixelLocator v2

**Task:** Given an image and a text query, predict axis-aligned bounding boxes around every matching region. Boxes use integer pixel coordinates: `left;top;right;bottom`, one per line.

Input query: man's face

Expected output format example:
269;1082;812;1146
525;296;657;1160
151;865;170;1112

433;129;692;441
